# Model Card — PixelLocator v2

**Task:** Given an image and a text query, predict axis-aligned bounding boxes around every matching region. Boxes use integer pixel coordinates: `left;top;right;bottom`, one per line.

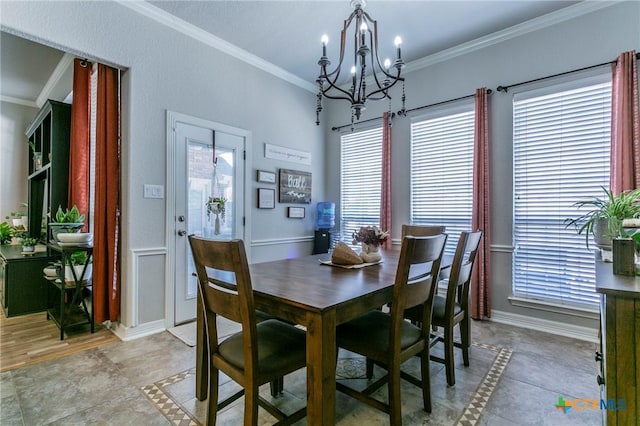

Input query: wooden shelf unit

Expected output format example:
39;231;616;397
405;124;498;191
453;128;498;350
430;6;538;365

595;257;640;425
25;99;71;240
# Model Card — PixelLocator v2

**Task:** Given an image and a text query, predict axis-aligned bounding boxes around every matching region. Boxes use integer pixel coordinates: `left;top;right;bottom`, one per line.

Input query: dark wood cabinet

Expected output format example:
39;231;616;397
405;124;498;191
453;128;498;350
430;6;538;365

25;99;71;241
0;245;54;317
595;258;640;425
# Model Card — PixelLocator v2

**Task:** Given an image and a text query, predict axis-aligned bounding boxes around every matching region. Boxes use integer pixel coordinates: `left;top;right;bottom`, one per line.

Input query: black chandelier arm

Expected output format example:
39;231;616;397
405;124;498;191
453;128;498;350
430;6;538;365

364;75;404;101
319;74;358;103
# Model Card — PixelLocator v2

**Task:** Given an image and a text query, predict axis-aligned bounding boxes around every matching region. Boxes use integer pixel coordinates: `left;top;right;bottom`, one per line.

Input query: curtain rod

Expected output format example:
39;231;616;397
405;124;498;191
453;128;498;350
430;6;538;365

331;112;395;132
497;52;640;93
396;89;492;117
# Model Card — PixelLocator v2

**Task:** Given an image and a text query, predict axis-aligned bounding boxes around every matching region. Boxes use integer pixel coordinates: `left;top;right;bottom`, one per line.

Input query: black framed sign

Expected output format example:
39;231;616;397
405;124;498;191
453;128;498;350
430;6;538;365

287;207;305;219
279;168;311;204
257;188;275;209
257;170;276;184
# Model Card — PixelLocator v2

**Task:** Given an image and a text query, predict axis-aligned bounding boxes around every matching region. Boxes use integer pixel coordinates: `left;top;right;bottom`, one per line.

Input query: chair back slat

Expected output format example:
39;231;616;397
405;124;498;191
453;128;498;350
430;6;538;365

401;224;446;238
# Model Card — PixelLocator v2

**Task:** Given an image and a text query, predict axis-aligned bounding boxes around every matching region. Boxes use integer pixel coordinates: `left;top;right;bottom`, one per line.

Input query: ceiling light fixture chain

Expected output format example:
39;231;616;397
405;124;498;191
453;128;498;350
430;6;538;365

316;0;405;126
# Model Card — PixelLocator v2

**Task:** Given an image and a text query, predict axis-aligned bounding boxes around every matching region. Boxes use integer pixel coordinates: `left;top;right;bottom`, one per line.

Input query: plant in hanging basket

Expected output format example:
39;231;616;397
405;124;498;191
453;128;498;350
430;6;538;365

206;197;226;221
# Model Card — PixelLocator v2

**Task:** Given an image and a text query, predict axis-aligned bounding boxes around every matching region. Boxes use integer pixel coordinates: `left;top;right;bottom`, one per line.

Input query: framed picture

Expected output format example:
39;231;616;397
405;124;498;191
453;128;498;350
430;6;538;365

257;170;276;184
257;188;275;209
288;207;305;219
279;169;312;204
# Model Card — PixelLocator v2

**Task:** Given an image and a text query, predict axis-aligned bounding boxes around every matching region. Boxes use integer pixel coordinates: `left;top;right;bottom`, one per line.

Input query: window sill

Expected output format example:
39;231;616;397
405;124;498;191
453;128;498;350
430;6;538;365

508;296;599;320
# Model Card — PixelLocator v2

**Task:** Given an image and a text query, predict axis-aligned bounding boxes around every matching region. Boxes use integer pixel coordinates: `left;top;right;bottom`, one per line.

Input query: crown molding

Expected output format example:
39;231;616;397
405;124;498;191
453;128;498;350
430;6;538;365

0;95;38;108
116;0;618;94
405;0;620;73
115;0;317;93
36;52;74;108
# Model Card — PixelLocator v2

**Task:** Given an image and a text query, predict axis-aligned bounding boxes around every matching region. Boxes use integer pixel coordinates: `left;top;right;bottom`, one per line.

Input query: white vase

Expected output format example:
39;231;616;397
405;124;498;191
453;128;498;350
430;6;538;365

360;243;382;263
65;264;93;282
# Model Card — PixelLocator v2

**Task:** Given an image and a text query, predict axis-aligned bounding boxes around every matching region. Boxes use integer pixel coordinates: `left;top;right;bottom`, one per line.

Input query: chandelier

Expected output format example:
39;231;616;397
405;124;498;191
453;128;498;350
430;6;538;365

315;0;405;126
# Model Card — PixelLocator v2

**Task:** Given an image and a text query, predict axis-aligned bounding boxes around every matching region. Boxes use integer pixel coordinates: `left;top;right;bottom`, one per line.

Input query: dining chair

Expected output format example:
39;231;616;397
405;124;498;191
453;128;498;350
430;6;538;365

188;236;307;426
335;234;447;424
404;230;483;386
363;224;447;380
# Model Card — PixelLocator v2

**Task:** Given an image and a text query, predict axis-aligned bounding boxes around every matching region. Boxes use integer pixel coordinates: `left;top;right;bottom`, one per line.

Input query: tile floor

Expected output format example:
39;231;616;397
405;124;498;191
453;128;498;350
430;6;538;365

0;320;602;425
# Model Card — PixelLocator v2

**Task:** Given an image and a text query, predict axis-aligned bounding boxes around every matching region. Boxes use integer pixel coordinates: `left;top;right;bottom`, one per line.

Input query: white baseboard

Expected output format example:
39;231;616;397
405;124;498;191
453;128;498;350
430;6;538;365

113;319;166;341
490;310;598;343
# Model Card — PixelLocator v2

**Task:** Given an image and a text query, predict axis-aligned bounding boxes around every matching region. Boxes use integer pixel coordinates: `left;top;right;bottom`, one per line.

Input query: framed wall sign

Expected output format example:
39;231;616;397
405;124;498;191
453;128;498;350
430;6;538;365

257;170;276;184
279;168;311;204
288;207;305;219
257;188;275;209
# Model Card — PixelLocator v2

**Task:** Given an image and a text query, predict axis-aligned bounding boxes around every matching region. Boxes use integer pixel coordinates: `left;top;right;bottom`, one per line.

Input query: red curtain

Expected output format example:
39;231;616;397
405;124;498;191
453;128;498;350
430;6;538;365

610;50;640;194
471;88;491;320
68;58;92;228
93;64;120;323
380;112;392;249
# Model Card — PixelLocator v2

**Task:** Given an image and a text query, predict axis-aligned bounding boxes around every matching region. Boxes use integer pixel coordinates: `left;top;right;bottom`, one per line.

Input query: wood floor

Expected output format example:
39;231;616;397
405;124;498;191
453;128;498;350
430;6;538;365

0;308;119;372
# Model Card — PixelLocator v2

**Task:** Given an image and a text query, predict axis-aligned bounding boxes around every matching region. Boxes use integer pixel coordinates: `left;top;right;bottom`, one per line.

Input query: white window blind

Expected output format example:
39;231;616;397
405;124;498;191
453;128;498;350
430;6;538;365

513;78;611;308
340;127;383;243
410;107;474;255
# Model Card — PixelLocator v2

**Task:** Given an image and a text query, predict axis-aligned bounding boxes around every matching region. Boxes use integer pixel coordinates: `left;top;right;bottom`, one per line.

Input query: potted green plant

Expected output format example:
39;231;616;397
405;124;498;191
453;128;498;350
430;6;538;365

0;221;14;245
5;203;28;230
206;196;226;235
21;237;38;253
565;186;640;250
65;251;92;282
49;205;85;241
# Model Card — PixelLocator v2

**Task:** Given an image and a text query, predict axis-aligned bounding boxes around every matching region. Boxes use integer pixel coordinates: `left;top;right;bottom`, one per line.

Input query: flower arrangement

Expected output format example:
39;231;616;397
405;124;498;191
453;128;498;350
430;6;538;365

352;226;389;247
206;197;226;221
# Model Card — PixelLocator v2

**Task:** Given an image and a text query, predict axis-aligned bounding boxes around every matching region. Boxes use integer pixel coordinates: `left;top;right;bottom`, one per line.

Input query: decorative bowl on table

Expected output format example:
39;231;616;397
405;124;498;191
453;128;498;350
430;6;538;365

56;232;92;245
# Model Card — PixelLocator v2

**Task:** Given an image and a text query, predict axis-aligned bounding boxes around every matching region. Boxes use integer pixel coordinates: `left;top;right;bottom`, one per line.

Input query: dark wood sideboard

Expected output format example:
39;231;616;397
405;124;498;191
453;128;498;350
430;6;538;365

595;257;640;425
0;245;54;317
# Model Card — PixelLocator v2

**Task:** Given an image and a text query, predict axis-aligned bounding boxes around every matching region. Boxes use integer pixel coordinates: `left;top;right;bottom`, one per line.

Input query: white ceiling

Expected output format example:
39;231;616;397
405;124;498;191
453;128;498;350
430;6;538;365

1;0;585;107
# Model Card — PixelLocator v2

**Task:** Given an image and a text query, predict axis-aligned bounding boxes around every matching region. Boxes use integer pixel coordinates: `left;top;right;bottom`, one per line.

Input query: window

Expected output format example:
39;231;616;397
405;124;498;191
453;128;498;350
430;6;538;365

340;127;383;243
513;76;611;309
410;105;474;255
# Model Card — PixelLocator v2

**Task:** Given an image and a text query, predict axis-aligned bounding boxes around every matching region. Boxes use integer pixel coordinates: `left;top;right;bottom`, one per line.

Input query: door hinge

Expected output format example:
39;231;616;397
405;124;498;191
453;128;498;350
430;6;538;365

243;217;246;226
243;150;246;160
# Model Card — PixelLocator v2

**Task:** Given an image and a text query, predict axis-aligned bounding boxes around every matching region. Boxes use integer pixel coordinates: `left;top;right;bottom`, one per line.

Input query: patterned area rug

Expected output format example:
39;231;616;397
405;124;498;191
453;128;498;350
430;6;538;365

141;342;511;425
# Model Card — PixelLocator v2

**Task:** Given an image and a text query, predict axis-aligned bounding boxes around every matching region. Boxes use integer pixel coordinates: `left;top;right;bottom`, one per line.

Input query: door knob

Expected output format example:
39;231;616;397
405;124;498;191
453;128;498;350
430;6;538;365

177;230;187;236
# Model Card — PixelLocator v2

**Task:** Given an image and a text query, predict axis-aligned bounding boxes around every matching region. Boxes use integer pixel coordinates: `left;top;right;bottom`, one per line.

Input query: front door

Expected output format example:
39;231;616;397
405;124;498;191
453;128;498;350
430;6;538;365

172;119;245;325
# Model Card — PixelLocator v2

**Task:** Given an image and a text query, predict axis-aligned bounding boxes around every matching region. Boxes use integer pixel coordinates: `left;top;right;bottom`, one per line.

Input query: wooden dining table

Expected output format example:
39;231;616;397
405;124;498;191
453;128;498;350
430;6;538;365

195;246;403;425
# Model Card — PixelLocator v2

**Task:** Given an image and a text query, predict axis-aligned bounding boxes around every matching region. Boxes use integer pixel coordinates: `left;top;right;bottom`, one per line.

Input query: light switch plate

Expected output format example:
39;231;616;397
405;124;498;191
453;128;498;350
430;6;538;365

144;184;164;199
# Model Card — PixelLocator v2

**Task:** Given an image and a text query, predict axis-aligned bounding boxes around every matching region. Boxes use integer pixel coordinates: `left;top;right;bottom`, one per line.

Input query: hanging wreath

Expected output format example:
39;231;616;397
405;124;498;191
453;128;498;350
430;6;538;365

206;196;226;222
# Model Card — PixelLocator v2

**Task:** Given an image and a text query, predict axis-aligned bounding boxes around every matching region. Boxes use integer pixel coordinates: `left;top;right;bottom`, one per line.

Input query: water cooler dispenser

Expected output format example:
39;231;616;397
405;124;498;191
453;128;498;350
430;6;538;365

313;202;335;254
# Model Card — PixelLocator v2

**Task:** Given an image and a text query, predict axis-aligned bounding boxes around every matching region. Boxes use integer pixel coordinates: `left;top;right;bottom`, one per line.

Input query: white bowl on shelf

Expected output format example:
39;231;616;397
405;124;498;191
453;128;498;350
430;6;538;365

56;232;92;244
43;265;58;278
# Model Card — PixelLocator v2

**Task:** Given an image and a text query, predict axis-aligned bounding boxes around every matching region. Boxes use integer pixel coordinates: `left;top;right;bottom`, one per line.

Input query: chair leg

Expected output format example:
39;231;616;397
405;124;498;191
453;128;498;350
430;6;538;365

270;377;284;396
366;357;374;379
208;368;219;426
444;325;456;386
460;317;471;367
245;383;260;426
388;361;403;425
420;349;432;413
